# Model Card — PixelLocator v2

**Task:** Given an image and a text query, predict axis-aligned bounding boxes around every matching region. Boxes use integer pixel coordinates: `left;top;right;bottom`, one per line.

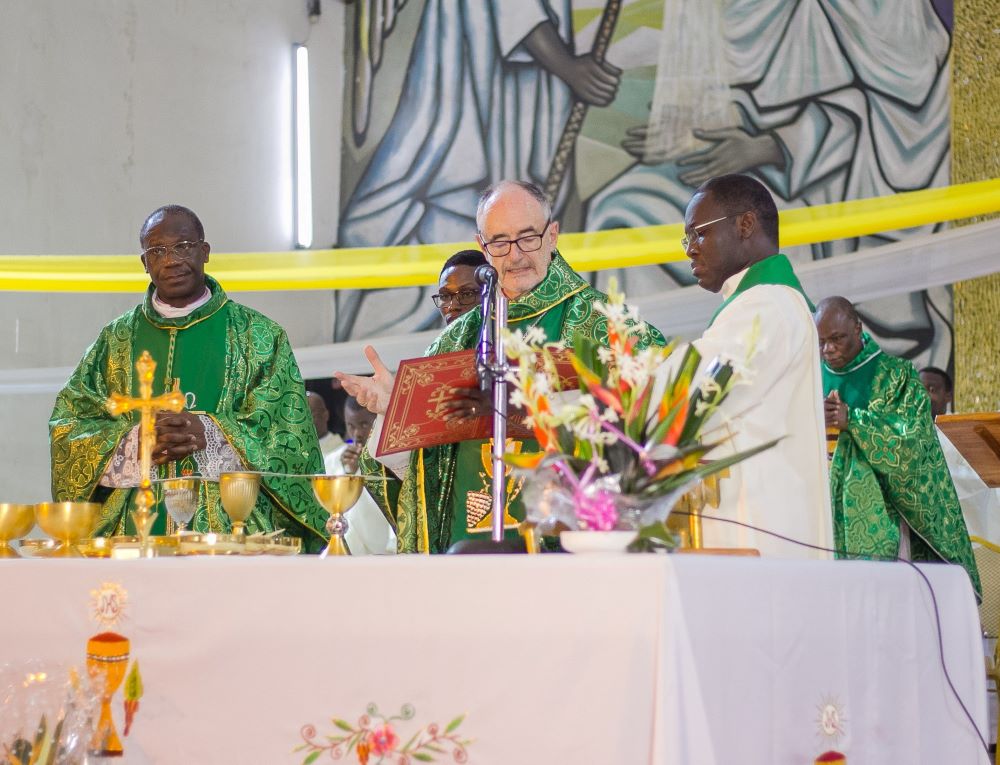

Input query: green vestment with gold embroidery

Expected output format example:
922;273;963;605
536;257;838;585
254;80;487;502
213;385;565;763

823;333;981;597
49;277;329;551
361;252;666;553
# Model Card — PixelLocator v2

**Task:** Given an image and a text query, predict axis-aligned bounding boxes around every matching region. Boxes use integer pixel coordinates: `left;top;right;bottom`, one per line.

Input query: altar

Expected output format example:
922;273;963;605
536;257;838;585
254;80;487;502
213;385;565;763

0;555;987;764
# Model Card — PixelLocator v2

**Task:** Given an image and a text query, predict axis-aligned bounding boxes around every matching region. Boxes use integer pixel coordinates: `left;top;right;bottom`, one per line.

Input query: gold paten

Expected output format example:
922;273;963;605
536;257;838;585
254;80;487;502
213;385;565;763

179;533;302;556
20;533;299;558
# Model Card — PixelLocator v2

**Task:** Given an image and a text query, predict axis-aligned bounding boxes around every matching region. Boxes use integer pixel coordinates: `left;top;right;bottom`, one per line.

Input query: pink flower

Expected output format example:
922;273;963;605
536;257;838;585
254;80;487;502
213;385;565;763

575;488;619;531
367;724;399;756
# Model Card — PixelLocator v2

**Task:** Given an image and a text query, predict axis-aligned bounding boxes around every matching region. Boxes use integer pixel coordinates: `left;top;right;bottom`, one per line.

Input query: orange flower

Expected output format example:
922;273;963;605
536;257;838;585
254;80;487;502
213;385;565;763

356;740;370;764
531;395;555;449
664;397;689;446
506;451;545;469
567;355;625;414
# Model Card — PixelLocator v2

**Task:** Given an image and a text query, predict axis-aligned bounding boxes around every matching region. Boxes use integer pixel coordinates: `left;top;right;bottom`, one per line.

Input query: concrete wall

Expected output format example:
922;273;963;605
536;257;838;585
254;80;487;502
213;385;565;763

0;0;346;502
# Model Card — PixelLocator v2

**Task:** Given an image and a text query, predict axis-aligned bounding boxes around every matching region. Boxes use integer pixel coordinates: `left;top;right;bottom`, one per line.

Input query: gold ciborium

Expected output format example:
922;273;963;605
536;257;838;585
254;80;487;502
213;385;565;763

0;503;35;558
86;631;130;757
311;475;364;557
35;502;101;557
219;472;259;538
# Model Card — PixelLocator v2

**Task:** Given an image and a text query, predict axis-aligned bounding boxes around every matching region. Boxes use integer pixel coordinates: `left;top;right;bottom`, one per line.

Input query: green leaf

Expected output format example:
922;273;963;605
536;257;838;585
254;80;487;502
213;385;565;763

124;661;144;702
644;396;685;448
332;718;354;732
573;439;594;462
678;358;732;444
445;714;465;734
628;380;654;441
303;751;322;765
555;426;577;456
629;522;679;552
670;345;702;396
412;754;435;762
656;438;781;495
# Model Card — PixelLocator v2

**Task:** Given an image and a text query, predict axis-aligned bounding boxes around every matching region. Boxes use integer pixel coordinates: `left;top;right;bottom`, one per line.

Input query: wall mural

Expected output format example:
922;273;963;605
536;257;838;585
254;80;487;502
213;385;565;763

336;0;955;370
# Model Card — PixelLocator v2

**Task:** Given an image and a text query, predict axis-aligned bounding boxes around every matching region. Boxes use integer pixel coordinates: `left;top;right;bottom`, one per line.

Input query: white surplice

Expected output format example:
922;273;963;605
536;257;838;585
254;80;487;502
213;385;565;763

676;267;833;559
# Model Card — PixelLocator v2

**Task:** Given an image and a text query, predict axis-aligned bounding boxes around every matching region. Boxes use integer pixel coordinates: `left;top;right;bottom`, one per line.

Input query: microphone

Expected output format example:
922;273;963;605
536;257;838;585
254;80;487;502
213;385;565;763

475;264;497;288
475;264;498;392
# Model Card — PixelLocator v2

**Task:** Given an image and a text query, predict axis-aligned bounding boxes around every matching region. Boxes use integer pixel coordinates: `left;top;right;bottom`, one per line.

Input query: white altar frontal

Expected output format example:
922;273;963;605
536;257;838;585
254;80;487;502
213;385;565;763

0;555;987;764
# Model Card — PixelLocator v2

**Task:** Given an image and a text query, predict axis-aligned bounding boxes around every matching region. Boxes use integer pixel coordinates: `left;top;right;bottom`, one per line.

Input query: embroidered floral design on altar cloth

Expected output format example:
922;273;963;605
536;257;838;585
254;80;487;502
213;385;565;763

85;582;144;757
296;702;472;764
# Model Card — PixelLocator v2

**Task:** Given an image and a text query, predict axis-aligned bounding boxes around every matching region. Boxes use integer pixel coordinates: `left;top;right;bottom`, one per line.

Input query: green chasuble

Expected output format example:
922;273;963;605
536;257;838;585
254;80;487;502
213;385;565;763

361;252;666;553
49;276;329;551
823;333;981;597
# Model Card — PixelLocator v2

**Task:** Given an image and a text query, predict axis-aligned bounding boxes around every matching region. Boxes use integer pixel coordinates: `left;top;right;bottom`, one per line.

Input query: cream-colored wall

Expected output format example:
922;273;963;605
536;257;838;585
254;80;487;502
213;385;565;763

0;1;346;502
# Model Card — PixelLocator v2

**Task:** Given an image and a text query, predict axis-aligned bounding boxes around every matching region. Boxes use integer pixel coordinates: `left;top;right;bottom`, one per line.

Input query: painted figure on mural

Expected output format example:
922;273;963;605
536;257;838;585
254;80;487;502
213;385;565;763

340;0;620;249
337;0;954;365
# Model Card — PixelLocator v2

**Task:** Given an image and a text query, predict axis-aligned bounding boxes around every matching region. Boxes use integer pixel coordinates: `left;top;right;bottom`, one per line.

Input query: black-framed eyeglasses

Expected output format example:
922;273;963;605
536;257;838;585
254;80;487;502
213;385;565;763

141;240;205;263
680;213;748;250
431;288;480;308
480;220;551;258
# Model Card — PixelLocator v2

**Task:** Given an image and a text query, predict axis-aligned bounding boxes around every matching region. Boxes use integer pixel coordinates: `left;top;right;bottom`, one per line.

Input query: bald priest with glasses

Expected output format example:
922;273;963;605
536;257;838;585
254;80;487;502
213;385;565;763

337;180;666;554
49;205;329;550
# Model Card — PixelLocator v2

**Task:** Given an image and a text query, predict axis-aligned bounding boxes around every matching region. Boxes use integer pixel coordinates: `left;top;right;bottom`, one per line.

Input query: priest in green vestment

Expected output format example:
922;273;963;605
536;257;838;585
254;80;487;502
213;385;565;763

49;205;328;550
337;181;665;553
815;296;981;597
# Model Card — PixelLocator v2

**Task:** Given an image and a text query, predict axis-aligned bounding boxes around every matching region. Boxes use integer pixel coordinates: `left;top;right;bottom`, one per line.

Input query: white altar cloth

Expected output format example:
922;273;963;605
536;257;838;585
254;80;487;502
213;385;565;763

0;555;987;764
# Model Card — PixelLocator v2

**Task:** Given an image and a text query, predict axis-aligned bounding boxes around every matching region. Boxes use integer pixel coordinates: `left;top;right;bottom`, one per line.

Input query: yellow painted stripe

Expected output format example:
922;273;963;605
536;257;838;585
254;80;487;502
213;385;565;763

1;179;997;292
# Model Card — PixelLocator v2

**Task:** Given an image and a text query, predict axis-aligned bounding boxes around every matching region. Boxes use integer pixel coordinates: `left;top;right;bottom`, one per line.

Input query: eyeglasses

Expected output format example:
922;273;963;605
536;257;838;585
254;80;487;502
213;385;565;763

431;288;480;308
141;240;204;263
680;213;747;250
480;220;551;258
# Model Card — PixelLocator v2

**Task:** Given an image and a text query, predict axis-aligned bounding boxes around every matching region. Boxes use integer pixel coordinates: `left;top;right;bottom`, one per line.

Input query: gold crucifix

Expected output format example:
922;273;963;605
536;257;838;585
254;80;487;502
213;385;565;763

105;350;185;540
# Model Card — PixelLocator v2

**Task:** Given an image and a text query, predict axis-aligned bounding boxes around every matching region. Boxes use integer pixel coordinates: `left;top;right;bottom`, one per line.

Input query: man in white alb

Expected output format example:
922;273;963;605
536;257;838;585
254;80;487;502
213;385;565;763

668;174;833;558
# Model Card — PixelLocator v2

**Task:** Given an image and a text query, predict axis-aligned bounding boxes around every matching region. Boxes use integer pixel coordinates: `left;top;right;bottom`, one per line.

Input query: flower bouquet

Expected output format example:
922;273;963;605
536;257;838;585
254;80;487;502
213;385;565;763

504;284;776;551
0;662;98;765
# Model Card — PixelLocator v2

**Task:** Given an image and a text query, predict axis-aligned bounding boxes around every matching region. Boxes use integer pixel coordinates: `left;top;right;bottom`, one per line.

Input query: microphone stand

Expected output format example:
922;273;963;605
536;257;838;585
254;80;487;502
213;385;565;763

475;270;509;543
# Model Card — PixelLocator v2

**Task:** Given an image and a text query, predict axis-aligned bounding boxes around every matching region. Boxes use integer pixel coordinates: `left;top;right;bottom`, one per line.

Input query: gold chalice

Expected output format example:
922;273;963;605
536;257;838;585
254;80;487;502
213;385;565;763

0;503;35;558
86;632;130;757
311;475;365;557
219;472;259;538
34;501;101;557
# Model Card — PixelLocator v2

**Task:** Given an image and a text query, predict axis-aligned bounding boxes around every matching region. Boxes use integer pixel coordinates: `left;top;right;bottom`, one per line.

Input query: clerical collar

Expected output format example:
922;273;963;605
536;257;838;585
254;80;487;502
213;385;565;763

720;266;749;299
151;287;212;319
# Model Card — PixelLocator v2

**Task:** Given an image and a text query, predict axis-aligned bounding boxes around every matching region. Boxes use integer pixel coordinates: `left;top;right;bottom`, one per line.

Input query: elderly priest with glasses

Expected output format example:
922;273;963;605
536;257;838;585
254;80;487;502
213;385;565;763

49;205;329;550
336;180;665;553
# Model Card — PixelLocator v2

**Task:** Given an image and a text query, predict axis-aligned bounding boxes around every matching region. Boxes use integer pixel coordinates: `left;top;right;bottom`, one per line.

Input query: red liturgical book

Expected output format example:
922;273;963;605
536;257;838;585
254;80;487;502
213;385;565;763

375;349;576;456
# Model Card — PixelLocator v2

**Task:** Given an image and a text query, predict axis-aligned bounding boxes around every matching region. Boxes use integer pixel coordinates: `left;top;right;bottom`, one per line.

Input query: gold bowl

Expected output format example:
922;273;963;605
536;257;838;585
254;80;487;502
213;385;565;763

34;501;102;557
219;472;260;536
311;475;365;514
0;503;35;558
